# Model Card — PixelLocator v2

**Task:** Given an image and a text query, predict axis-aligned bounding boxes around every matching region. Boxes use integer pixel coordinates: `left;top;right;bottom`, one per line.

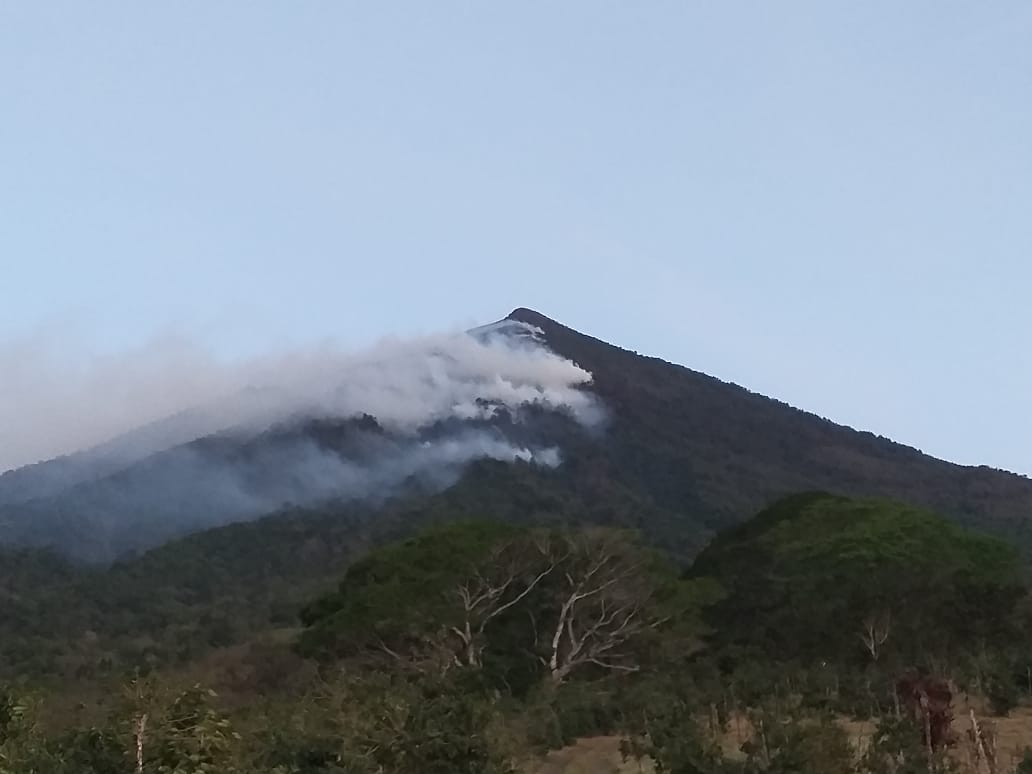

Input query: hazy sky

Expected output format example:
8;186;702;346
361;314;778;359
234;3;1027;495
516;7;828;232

2;3;1031;474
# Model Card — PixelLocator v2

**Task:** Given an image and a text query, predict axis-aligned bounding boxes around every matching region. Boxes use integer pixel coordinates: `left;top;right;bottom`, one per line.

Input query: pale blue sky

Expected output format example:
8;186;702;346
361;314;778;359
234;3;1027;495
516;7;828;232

2;3;1031;473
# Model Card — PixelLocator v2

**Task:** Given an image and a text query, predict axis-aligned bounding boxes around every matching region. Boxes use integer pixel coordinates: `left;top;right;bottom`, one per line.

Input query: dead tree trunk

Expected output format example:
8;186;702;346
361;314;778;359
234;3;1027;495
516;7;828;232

134;713;148;774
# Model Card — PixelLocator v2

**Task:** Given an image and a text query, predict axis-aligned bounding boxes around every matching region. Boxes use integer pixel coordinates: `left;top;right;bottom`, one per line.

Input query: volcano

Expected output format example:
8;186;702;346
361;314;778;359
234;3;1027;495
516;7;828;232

2;308;1032;563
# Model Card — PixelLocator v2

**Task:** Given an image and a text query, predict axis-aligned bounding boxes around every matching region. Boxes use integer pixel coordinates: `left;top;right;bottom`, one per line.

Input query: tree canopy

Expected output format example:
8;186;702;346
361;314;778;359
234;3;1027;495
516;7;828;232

691;492;1024;669
299;521;716;688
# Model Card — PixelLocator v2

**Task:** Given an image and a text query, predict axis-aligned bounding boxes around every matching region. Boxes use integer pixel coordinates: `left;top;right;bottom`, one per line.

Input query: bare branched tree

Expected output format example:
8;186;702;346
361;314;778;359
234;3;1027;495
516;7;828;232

536;530;668;683
860;608;891;661
134;713;147;774
446;538;559;667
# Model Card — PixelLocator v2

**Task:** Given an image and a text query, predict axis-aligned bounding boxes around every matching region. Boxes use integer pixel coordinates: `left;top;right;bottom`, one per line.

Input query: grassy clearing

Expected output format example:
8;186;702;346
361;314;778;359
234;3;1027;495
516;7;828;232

529;703;1032;773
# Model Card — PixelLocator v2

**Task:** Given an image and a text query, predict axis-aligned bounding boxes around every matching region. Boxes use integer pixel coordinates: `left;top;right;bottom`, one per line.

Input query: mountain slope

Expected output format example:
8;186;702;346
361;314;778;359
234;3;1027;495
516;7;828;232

2;307;1031;565
3;307;1032;680
506;307;1032;549
0;323;598;561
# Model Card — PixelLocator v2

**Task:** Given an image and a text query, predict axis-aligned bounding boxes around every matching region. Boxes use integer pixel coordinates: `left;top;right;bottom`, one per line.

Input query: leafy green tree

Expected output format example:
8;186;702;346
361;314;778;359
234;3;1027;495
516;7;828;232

49;728;126;774
741;709;852;774
860;714;955;774
300;521;716;692
299;520;527;665
627;696;732;774
151;685;241;774
260;671;512;774
692;493;1024;671
0;693;59;774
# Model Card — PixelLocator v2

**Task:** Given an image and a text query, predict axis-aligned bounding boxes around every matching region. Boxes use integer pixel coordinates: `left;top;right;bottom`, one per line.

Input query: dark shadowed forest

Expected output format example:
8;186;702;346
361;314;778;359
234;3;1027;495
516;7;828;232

3;314;1032;772
4;493;1032;772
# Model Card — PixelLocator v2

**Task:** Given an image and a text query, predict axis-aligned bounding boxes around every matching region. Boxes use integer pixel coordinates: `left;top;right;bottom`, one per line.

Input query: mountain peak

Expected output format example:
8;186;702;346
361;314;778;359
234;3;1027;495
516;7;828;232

506;308;558;328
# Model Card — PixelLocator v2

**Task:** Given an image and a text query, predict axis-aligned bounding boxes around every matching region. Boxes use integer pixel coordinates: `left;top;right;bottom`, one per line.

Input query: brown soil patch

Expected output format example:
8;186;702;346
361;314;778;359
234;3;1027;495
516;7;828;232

530;736;654;774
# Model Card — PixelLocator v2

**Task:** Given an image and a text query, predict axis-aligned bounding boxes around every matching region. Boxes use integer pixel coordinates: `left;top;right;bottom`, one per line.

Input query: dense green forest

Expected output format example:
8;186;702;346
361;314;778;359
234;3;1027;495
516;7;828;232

3;493;1032;772
4;312;1032;771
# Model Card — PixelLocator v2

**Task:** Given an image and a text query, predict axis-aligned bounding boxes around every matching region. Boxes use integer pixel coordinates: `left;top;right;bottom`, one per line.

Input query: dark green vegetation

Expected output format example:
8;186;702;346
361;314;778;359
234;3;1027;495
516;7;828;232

0;459;656;681
2;309;1031;676
2;310;1032;770
694;493;1024;673
3;496;1032;772
506;308;1032;555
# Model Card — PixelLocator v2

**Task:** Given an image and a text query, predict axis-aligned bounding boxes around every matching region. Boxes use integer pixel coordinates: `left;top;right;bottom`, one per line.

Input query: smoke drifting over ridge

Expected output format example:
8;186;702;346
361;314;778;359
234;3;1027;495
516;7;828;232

0;319;604;559
0;321;599;473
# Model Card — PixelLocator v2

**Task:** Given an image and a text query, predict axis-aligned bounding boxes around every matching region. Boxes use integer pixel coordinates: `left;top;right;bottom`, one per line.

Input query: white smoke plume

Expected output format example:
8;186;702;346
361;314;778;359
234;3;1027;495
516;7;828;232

0;320;598;473
0;319;604;559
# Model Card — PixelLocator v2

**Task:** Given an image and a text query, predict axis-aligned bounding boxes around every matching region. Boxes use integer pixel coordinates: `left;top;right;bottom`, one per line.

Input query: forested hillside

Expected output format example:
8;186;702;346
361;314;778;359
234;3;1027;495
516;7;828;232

2;310;1032;687
5;309;1032;565
3;495;1032;773
3;311;1032;771
506;308;1032;553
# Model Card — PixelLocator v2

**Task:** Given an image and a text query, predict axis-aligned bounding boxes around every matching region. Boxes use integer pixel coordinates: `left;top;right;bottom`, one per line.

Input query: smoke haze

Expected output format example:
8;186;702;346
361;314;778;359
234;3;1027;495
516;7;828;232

0;319;604;559
0;321;598;473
